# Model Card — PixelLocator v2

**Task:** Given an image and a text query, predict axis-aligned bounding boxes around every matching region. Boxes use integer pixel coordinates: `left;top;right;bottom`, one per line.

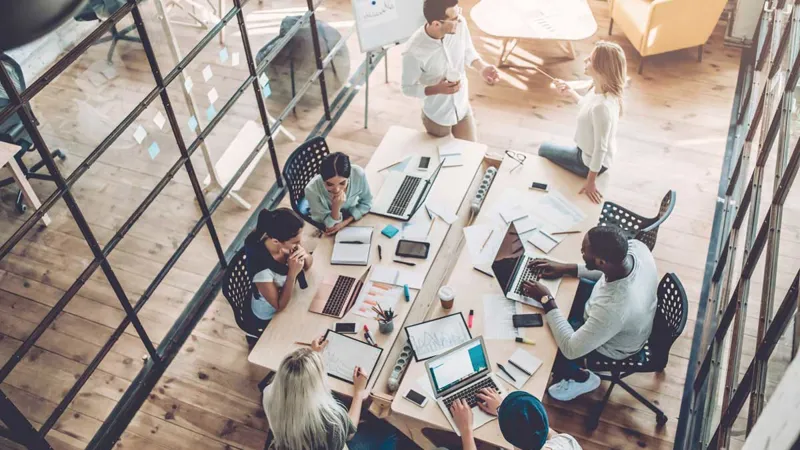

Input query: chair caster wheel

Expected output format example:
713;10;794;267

656;414;668;426
57;150;67;161
17;202;27;214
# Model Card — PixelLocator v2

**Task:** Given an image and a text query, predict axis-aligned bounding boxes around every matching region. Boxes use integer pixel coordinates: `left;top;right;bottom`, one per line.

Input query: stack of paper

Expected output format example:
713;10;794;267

331;227;373;265
496;349;543;389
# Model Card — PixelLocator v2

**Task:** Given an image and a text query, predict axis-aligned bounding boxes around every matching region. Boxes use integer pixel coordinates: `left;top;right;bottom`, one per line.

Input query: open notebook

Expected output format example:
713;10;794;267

331;226;373;266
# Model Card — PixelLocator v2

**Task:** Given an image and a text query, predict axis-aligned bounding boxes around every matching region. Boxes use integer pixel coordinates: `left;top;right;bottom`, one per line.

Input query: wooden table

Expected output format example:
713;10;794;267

470;0;597;68
387;154;609;449
248;126;487;395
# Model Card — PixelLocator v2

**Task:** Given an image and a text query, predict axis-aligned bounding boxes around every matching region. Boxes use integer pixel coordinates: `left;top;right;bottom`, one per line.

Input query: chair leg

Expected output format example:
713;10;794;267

608;18;614;35
698;44;704;62
616;379;668;425
587;380;616;431
638;57;645;75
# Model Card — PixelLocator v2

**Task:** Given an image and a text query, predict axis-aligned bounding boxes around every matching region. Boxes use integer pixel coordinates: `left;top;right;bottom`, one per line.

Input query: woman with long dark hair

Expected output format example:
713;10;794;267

305;152;373;235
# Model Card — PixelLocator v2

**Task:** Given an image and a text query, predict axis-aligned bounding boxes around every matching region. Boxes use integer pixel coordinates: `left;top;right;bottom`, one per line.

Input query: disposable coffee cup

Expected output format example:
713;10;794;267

438;286;455;309
445;68;460;84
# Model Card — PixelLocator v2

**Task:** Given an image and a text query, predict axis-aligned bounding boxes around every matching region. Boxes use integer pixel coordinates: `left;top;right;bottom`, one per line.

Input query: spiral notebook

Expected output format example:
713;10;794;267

331;226;373;266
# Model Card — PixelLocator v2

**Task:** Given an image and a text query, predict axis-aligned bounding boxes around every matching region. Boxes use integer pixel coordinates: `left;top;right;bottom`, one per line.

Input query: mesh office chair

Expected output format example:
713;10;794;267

0;53;66;213
75;0;142;63
584;273;688;430
221;247;268;349
597;190;676;251
282;136;330;231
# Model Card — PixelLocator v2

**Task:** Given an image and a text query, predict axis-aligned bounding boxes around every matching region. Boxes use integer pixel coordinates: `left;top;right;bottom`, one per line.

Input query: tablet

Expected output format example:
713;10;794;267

321;330;383;384
404;313;472;361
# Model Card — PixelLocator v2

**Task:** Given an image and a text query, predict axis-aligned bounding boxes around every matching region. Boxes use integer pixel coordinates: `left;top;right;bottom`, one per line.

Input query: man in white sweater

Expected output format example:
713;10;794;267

523;226;658;401
401;0;500;142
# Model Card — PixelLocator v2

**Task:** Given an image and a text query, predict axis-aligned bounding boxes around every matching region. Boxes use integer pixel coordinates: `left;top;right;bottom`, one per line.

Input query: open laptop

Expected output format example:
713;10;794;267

309;269;369;318
491;222;560;308
370;160;444;221
424;337;504;436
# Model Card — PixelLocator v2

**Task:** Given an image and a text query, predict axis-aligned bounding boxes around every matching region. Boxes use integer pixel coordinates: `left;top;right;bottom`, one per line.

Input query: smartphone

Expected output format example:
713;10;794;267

395;239;430;259
404;388;429;407
334;322;357;334
418;156;431;170
530;182;549;192
512;313;544;328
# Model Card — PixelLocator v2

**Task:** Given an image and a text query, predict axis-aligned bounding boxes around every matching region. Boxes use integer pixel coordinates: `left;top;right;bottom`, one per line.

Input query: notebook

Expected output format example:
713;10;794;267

331;226;373;265
496;348;542;389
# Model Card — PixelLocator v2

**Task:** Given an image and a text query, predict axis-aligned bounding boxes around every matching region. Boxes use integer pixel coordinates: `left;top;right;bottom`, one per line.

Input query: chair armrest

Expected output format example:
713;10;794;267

642;0;725;55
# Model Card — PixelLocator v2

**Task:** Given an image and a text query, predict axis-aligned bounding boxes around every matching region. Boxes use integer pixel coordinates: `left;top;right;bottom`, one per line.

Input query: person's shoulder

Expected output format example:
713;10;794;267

403;27;428;54
350;164;367;179
544;432;583;450
305;173;323;193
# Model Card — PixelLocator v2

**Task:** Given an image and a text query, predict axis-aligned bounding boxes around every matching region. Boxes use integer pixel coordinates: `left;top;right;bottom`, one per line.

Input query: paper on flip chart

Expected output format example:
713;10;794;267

370;265;425;290
322;331;382;383
483;294;520;340
496;348;543;389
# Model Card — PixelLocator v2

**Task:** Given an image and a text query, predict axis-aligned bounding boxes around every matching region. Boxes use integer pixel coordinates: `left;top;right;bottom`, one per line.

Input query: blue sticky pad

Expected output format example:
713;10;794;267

381;224;399;238
206;104;217;121
148;142;160;159
187;115;198;131
219;47;229;63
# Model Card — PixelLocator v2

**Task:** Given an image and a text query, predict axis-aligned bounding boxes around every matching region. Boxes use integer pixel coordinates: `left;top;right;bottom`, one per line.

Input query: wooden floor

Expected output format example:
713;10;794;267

1;0;797;448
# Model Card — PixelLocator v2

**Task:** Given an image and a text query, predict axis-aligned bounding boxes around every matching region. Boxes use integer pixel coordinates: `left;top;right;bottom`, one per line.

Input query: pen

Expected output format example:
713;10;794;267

426;216;436;237
468;309;474;328
508;359;532;376
378;245;383;261
339;240;362;244
363;325;377;346
480;229;494;251
497;363;517;382
425;205;433;220
515;337;536;345
550;230;581;235
403;284;410;302
473;266;494;278
294;341;312;347
539;229;559;244
394;259;416;266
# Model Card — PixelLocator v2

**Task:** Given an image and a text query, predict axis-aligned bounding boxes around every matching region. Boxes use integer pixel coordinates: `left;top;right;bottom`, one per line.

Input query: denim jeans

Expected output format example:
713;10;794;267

550;278;602;382
538;142;607;178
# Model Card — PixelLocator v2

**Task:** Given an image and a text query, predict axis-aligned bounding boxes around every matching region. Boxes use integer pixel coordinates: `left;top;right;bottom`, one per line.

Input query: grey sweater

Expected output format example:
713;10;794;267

546;240;658;360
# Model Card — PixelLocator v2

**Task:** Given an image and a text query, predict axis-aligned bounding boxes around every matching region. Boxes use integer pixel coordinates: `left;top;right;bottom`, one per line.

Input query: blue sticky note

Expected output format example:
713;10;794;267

262;82;271;98
206;104;217;121
381;224;399;238
219;47;229;63
148;142;160;159
187;115;198;131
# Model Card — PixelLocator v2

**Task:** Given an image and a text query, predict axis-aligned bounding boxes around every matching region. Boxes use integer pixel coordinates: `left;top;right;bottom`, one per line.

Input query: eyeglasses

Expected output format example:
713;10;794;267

505;150;527;172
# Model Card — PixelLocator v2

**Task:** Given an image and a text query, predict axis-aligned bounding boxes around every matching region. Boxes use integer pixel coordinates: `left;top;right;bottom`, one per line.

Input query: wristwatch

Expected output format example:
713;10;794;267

541;294;555;304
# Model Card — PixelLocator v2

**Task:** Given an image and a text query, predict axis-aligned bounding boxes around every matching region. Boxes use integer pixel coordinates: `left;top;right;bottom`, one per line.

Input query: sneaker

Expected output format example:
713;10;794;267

547;371;601;401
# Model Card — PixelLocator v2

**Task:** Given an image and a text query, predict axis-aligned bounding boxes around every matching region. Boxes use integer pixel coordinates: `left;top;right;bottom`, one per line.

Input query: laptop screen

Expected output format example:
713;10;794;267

428;338;488;394
491;223;525;294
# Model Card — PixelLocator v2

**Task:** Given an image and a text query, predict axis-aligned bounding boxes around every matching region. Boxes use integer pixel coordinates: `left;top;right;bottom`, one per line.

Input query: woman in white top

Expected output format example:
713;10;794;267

538;41;627;203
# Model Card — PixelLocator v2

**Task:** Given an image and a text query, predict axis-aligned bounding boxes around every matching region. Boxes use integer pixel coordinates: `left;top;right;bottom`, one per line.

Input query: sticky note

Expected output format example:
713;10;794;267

153;111;166;130
262;82;271;98
188;115;198;131
184;76;193;93
133;125;147;144
202;65;213;82
148;142;160;159
207;87;219;104
219;47;229;63
206;104;216;121
258;73;268;87
232;52;240;67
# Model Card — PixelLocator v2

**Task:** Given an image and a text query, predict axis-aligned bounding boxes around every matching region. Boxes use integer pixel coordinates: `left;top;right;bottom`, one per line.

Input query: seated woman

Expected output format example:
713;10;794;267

305;152;373;235
244;208;313;324
263;337;402;450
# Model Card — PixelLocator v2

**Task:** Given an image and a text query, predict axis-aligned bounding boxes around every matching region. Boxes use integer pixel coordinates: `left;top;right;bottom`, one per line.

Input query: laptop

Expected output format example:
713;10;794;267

309;269;369;318
491;222;559;308
424;337;504;436
370;160;444;221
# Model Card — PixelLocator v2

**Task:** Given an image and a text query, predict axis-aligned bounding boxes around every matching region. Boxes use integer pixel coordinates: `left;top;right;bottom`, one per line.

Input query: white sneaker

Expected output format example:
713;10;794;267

547;371;601;401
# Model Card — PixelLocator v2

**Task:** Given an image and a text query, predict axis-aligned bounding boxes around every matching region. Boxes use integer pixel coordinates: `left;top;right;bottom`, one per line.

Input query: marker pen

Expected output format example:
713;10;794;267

468;309;474;328
515;337;536;345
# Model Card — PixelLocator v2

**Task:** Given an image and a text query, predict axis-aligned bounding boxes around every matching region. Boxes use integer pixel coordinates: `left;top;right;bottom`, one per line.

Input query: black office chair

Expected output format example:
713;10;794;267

584;273;688;430
282;136;330;231
75;0;142;63
597;190;676;251
221;247;268;350
0;53;66;213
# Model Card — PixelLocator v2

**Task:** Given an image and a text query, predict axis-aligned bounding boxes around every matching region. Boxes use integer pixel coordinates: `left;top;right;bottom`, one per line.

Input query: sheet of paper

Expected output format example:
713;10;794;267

101;65;117;80
499;204;528;224
184;76;194;93
153;111;166;130
407;314;471;360
207;87;219;104
322;331;382;383
336;226;373;243
206;104;217;121
187;116;199;132
440;154;463;167
231;52;240;67
351;281;403;319
218;47;229;63
331;243;370;265
147;142;160;159
464;224;503;266
416;374;435;398
532;190;586;235
483;294;520;340
426;199;458;224
401;219;431;240
438;140;465;167
496;349;543;389
202;65;213;82
487;188;525;225
370;265;424;290
132;125;147;144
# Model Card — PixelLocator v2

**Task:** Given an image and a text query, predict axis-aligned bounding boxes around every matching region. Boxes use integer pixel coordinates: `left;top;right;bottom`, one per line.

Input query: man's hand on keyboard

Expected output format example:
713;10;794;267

476;388;502;416
529;258;571;279
450;399;473;435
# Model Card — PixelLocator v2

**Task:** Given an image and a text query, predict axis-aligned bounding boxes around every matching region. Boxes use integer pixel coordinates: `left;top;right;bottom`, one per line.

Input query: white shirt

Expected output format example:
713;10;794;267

251;267;286;321
574;89;620;172
401;19;480;126
545;434;583;450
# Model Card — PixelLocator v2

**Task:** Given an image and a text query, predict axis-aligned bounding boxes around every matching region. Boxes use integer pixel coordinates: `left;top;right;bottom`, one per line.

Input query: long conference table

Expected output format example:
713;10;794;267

249;126;609;449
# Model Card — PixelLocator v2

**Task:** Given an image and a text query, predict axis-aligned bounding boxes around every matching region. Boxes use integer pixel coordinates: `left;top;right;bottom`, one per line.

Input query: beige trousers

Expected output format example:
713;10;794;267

421;110;478;142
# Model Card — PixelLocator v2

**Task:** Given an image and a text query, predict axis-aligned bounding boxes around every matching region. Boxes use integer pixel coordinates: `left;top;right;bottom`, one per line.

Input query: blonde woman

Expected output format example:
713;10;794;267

538;41;627;203
262;337;402;450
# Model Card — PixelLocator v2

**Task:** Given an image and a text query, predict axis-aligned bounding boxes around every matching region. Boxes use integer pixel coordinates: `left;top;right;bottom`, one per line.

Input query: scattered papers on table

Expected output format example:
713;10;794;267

322;331;382;384
464;224;504;266
370;265;425;290
496;348;542;389
351;281;403;319
426;199;458;224
438;140;464;167
483;294;520;340
401;219;431;240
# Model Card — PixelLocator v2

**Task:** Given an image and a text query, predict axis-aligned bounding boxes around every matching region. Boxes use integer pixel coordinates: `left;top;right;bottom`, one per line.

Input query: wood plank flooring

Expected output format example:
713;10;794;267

1;0;796;449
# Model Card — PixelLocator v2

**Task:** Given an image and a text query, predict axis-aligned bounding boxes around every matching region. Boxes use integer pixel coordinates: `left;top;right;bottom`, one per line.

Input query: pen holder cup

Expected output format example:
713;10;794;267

378;320;394;334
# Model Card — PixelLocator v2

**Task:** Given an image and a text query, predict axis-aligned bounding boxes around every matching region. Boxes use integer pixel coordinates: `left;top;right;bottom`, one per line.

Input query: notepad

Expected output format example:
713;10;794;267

370;265;424;290
322;330;383;384
496;349;543;389
438;140;465;167
331;226;373;265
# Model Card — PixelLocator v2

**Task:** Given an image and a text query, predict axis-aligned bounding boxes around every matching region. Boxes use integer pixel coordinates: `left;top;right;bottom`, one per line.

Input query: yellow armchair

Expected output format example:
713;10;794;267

609;0;728;73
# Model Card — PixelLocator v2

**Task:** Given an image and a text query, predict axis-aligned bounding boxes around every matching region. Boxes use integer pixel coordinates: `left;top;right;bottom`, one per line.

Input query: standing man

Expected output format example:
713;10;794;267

401;0;500;142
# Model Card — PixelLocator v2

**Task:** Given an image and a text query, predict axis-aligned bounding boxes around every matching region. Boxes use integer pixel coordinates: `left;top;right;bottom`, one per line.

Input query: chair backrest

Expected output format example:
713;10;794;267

597;201;647;239
282;136;330;229
221;247;266;338
650;272;688;370
635;190;677;251
0;53;27;140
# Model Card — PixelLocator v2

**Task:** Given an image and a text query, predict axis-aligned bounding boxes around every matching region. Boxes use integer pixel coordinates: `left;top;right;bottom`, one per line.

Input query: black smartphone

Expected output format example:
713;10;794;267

403;388;429;407
418;156;431;170
334;322;357;334
530;182;548;192
395;239;430;259
512;313;543;328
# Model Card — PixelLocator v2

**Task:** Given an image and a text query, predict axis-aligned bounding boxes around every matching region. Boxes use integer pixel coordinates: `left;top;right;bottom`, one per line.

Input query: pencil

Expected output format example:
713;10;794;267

508;359;532;376
551;230;581;235
480;229;494;251
426;216;436;237
394;259;416;266
294;341;313;347
533;64;556;81
378;159;405;172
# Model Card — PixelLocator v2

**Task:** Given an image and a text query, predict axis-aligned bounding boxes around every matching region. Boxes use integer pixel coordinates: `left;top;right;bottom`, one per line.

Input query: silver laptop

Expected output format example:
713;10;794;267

490;222;559;308
424;337;503;436
370;160;444;221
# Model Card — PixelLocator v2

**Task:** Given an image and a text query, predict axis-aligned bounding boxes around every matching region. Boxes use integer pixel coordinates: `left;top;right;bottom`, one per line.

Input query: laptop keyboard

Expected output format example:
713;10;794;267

322;276;356;316
443;378;500;410
513;263;543;296
388;176;422;216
